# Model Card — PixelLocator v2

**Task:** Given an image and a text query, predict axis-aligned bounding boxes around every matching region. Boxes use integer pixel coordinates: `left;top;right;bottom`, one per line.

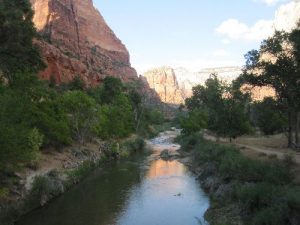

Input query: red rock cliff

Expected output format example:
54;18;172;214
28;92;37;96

30;0;137;85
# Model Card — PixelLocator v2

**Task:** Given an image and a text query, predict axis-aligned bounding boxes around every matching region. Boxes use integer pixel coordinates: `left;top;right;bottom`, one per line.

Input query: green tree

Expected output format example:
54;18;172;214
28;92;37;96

184;74;251;141
67;75;85;91
32;92;72;146
0;0;45;84
61;91;98;145
101;76;123;104
242;30;300;147
252;97;287;135
180;109;208;135
0;89;43;169
95;94;134;139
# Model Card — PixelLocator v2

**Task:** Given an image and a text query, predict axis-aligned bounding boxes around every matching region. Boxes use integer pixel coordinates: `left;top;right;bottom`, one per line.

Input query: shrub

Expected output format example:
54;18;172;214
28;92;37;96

61;91;98;144
0;187;9;199
233;183;300;225
122;137;145;153
67;161;95;183
29;174;64;206
180;109;208;135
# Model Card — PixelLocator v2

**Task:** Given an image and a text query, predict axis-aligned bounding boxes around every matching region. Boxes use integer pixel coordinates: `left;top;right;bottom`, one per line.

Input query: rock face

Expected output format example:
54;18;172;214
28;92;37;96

143;67;186;104
30;0;137;85
143;66;275;104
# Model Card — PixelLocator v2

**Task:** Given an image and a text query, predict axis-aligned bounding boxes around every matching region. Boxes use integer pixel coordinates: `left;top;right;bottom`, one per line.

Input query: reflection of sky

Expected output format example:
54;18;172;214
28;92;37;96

115;159;210;225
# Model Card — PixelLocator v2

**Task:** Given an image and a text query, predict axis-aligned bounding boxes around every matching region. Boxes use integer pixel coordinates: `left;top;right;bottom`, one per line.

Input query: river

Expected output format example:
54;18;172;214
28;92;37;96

17;130;210;225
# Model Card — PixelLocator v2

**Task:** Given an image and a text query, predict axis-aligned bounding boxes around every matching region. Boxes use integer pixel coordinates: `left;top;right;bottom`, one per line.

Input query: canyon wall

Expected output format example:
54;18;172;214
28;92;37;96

30;0;137;85
143;66;275;105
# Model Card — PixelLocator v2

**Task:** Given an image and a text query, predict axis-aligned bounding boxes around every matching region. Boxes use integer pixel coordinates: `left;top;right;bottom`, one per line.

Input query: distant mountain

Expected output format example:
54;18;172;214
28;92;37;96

142;66;242;104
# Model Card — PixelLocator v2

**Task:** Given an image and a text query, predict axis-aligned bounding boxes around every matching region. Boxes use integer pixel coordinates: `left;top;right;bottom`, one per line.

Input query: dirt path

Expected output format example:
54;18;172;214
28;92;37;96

236;143;300;164
203;133;300;164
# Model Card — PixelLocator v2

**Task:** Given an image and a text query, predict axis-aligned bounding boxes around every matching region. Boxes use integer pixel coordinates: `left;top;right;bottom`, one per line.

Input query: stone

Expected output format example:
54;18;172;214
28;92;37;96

30;0;138;85
160;149;180;160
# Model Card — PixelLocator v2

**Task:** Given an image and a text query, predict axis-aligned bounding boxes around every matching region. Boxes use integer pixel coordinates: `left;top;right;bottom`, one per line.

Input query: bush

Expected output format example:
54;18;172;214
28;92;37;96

0;187;9;199
176;133;202;151
121;137;145;154
95;94;134;139
61;91;98;144
180;135;291;184
252;98;287;135
67;161;95;184
180;109;208;135
29;174;64;206
180;133;298;225
219;153;291;184
233;183;300;225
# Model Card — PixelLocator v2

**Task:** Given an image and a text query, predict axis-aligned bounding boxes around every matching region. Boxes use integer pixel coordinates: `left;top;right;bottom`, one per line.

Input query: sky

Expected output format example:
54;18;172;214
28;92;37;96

94;0;300;74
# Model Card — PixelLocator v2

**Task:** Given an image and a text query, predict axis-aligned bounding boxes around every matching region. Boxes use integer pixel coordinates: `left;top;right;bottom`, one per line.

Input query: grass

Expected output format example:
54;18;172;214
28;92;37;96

0;187;9;200
177;133;300;225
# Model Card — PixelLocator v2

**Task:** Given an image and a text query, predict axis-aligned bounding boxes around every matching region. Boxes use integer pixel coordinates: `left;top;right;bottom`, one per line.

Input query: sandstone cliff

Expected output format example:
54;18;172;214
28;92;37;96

143;66;275;105
30;0;137;85
143;67;186;104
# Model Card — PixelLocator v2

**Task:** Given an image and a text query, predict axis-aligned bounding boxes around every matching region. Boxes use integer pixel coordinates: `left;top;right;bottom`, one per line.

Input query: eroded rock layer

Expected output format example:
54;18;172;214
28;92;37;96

31;0;137;85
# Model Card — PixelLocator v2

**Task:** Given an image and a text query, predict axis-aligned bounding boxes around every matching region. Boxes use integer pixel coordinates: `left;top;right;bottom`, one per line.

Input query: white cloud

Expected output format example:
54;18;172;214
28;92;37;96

216;1;300;42
254;0;283;6
216;18;274;41
274;1;300;31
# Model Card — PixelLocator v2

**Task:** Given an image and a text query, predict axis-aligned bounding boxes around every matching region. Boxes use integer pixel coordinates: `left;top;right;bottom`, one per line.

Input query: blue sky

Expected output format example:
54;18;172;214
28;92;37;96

93;0;298;73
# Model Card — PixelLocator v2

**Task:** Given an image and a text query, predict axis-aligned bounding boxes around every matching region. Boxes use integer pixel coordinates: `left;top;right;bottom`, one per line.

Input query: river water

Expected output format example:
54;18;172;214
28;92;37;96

17;130;210;225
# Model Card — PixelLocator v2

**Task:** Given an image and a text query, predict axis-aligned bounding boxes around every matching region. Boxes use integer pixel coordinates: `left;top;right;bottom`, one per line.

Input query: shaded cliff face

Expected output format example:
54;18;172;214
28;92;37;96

31;0;137;84
143;66;275;105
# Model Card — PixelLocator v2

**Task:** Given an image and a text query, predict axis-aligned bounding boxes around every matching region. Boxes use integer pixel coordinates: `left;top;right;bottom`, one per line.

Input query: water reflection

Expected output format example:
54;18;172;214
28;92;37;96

17;150;209;225
115;159;209;225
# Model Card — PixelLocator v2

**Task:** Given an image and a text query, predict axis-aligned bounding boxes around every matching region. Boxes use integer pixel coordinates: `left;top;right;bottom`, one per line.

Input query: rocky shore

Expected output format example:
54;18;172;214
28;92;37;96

177;152;243;225
0;137;144;225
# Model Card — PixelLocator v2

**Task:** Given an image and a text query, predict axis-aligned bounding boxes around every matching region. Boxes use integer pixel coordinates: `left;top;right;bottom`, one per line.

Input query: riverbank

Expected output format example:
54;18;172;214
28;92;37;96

176;132;300;225
0;135;146;225
15;129;210;225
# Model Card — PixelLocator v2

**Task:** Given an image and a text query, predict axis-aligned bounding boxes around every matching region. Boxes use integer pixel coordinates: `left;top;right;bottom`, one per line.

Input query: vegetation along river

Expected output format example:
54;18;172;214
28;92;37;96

17;130;210;225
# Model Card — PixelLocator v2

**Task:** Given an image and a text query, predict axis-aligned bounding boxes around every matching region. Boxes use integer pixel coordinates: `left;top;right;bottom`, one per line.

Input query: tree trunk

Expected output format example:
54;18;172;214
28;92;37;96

288;110;293;148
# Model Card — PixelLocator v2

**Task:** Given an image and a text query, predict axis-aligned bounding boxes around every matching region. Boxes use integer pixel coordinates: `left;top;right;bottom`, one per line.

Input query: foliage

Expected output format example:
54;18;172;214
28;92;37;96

66;75;85;91
0;187;9;199
252;97;287;135
233;183;300;225
184;74;252;140
0;0;45;84
121;137;145;154
178;133;299;225
241;29;300;146
95;94;134;139
61;91;98;144
67;161;95;184
100;76;124;104
32;93;72;146
0;88;44;169
180;109;208;135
